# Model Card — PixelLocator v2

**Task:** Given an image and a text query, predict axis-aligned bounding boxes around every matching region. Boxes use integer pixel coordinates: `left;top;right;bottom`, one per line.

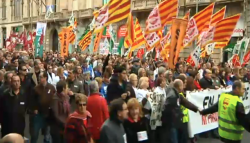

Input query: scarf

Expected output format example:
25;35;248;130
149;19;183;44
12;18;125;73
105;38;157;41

57;92;70;115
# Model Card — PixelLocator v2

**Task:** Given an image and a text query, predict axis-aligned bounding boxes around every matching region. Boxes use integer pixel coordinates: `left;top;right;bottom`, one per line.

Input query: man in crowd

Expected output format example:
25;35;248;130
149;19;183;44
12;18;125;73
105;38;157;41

200;69;219;89
30;71;56;143
87;81;109;143
100;98;128;143
0;75;26;137
0;71;13;97
201;81;250;143
0;133;24;143
82;59;94;79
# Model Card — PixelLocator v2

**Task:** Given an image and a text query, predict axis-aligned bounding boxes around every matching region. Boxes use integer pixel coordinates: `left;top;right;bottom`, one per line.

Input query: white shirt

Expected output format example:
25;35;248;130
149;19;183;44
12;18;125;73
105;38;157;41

137;89;152;119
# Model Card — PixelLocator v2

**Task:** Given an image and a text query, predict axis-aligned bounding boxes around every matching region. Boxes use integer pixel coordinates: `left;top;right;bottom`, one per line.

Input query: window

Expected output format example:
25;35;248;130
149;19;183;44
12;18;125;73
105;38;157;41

2;0;6;19
14;0;21;19
53;0;57;12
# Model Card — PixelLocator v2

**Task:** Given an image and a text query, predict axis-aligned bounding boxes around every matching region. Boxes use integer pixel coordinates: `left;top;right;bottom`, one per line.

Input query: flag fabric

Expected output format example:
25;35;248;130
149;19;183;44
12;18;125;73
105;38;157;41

190;44;202;67
242;50;250;67
109;24;116;52
183;3;215;47
201;14;241;47
118;37;125;55
45;5;54;19
78;31;92;51
214;42;228;48
124;13;135;48
137;48;145;59
145;30;162;51
88;34;96;54
145;0;178;33
35;22;47;57
168;18;188;69
131;19;146;51
93;30;104;52
94;0;130;33
211;6;226;26
58;20;77;44
60;28;71;57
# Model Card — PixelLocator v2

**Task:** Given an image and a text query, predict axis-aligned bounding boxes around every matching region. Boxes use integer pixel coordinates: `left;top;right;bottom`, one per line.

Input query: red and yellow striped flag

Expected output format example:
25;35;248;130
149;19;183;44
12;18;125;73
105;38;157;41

214;42;228;48
146;0;178;33
78;31;92;51
58;20;77;44
211;6;226;26
131;19;146;51
105;0;131;26
212;14;241;43
93;30;104;52
183;3;214;47
124;13;135;48
94;0;130;33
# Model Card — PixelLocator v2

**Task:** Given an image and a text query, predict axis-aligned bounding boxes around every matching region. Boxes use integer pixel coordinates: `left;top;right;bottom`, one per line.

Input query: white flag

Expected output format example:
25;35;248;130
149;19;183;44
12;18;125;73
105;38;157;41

191;44;202;67
205;43;215;55
103;38;110;49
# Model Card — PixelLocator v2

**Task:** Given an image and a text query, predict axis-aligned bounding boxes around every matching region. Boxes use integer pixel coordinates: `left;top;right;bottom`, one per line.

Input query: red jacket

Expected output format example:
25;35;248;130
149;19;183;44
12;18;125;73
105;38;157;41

87;93;109;140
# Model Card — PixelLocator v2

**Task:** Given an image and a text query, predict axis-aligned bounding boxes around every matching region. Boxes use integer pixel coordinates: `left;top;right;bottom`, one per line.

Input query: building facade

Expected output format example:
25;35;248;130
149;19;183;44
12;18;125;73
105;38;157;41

0;0;248;63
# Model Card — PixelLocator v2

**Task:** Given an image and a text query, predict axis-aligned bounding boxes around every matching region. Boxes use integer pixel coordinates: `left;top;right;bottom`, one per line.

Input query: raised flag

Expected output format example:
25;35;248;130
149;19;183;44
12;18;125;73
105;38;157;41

145;0;178;33
137;48;145;59
60;28;71;57
202;14;241;47
93;30;103;52
78;31;92;51
94;0;130;33
124;13;135;48
168;18;188;69
242;50;250;67
190;44;202;67
131;19;146;50
183;3;215;47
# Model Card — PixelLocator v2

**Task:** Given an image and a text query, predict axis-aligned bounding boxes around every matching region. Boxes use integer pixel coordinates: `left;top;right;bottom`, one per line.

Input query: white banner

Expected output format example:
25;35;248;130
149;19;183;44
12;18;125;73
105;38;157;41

36;22;47;36
186;83;250;137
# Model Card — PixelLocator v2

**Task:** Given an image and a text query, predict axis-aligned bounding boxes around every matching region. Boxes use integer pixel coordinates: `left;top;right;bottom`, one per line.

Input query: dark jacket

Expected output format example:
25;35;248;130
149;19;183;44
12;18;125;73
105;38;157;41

162;87;198;128
107;74;127;103
31;83;56;116
199;77;216;89
123;117;150;143
0;88;27;137
211;75;221;87
200;91;250;143
126;82;136;101
100;118;126;143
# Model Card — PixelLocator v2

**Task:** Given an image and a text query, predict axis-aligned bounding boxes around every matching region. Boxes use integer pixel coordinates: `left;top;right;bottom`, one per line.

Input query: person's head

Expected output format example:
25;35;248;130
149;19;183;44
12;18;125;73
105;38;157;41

156;77;166;88
158;67;166;78
138;68;146;78
129;74;138;87
232;80;245;97
75;93;88;114
95;77;103;90
176;75;187;88
82;60;88;68
206;62;211;69
114;66;127;81
175;63;183;73
47;65;53;73
109;98;128;121
12;58;19;67
173;79;184;93
11;75;20;90
39;71;48;85
0;133;24;143
4;71;13;85
34;59;42;70
97;63;103;72
138;77;149;89
219;68;226;78
212;66;219;75
75;65;82;74
103;72;111;84
89;80;99;94
204;69;212;79
57;67;64;77
147;70;154;80
164;70;173;81
68;70;75;81
127;98;142;120
83;71;91;81
56;80;68;94
18;64;27;76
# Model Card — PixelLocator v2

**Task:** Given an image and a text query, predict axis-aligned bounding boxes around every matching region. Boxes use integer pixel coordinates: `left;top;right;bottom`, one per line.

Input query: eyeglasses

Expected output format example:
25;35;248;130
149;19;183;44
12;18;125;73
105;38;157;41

22;69;27;71
78;103;86;106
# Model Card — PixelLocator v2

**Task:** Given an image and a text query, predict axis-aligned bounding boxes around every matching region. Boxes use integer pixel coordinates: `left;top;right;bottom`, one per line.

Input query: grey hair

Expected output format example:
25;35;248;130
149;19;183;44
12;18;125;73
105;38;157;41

164;70;172;77
158;67;166;75
89;80;99;94
173;79;183;89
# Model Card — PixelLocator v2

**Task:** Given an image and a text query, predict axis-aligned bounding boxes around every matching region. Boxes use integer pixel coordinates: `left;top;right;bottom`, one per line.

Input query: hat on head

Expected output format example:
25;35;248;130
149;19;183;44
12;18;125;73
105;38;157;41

132;58;140;64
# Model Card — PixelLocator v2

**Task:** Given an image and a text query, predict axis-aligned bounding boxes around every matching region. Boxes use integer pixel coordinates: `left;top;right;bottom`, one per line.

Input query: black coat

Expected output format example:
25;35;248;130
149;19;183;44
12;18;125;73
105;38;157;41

199;77;216;89
123;117;150;143
0;88;27;137
106;74;127;103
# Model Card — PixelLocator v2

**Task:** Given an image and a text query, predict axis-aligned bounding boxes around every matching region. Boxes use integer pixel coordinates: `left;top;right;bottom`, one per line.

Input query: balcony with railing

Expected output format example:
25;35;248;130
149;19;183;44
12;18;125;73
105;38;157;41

67;11;79;18
131;0;157;11
79;8;94;18
185;0;211;6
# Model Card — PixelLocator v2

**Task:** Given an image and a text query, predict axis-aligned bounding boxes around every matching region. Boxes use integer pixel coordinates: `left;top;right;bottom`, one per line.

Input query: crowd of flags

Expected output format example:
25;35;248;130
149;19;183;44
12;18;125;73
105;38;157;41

4;0;249;68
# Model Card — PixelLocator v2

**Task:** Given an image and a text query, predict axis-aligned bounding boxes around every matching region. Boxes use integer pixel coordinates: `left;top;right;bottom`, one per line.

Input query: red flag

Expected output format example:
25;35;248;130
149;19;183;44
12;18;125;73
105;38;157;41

232;55;241;67
137;48;144;59
242;50;250;67
40;29;44;45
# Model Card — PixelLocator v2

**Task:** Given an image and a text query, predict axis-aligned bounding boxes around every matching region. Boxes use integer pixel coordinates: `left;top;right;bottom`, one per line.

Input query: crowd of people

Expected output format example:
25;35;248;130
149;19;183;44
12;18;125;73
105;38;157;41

0;49;250;143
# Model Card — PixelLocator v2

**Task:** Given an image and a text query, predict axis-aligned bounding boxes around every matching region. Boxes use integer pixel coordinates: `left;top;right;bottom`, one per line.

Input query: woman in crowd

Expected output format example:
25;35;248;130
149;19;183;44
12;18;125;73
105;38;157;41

218;68;226;87
147;70;155;91
138;68;147;79
64;94;93;143
123;98;150;143
57;67;66;80
193;71;201;90
50;80;70;143
225;67;234;86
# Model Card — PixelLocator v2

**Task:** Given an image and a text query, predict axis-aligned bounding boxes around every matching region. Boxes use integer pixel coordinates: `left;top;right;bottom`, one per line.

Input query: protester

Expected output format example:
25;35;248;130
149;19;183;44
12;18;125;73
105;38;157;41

0;75;26;137
100;98;128;143
0;133;24;143
85;81;108;142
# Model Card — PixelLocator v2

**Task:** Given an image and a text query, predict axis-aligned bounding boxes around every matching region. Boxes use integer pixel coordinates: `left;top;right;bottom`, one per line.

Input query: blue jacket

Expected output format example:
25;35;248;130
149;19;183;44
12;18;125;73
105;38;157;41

82;65;94;79
100;82;109;99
